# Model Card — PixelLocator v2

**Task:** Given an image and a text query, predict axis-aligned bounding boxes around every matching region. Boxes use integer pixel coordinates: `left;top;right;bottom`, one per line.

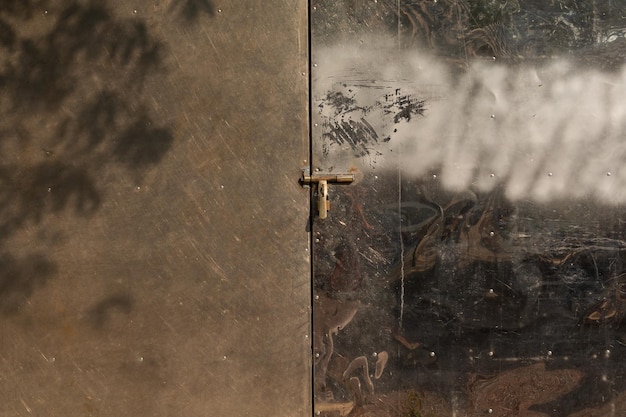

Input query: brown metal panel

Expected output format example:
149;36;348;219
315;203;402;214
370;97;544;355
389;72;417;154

0;1;310;416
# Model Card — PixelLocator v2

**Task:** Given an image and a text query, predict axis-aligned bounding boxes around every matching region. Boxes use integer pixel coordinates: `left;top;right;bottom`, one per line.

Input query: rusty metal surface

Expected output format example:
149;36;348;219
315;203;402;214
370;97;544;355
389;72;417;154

0;1;310;416
311;1;626;416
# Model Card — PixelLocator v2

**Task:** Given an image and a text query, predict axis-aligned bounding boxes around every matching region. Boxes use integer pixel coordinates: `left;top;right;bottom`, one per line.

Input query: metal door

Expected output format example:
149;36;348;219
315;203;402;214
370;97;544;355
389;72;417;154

0;2;310;416
310;1;626;416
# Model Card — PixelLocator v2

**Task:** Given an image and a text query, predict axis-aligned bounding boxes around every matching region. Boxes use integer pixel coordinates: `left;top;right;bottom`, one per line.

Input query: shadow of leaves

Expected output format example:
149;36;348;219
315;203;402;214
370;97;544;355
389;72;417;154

114;117;174;168
0;1;177;315
87;293;134;329
0;254;57;314
53;92;174;168
1;2;164;112
169;0;215;22
0;162;100;240
0;18;15;50
0;0;36;19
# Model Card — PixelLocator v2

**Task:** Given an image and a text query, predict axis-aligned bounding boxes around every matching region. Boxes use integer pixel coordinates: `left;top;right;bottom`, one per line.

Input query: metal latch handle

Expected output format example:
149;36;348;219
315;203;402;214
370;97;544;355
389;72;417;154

300;169;355;219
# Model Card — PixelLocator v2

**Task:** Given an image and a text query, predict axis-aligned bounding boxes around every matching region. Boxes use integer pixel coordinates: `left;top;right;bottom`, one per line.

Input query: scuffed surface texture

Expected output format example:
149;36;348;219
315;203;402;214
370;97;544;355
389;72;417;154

311;1;626;416
0;1;310;416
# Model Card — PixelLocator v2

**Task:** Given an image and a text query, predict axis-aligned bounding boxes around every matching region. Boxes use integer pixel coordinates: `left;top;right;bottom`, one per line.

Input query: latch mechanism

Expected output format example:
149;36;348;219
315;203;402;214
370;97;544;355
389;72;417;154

300;169;355;219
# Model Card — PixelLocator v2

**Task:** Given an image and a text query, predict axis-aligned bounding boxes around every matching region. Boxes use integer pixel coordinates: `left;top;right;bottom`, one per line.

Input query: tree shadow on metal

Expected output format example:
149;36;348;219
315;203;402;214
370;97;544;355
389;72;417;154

169;0;215;22
87;293;134;329
0;254;57;315
0;0;178;314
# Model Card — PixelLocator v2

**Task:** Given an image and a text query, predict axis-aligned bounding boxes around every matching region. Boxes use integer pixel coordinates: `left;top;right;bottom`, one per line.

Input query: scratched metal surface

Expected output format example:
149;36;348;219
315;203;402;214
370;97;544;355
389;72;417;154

311;1;626;416
0;1;310;416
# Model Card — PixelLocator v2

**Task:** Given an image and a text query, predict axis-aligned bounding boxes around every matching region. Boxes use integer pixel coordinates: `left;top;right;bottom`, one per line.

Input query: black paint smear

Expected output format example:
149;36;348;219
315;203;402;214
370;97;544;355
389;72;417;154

380;94;425;123
392;95;425;123
319;87;425;157
322;91;361;116
323;118;379;157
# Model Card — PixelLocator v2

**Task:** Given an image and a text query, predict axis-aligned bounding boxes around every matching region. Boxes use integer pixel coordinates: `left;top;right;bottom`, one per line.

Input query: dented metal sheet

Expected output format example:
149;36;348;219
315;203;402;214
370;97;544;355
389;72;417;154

311;1;626;416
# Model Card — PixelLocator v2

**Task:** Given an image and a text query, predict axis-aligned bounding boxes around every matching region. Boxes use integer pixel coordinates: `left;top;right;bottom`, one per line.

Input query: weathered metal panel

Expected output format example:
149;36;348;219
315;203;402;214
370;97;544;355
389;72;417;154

311;1;626;416
0;1;310;416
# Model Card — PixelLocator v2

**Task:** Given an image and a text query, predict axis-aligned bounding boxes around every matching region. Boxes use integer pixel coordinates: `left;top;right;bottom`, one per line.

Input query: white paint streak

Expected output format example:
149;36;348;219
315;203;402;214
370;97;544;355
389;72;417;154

315;39;626;204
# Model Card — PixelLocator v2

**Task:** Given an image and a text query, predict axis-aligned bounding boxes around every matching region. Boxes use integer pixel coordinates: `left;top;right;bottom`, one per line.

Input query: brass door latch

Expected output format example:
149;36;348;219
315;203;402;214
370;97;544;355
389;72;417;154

300;169;355;219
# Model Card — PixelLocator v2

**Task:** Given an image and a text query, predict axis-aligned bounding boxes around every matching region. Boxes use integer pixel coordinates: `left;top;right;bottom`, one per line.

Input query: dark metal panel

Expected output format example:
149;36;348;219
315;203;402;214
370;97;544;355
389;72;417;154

0;1;310;416
311;1;626;416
